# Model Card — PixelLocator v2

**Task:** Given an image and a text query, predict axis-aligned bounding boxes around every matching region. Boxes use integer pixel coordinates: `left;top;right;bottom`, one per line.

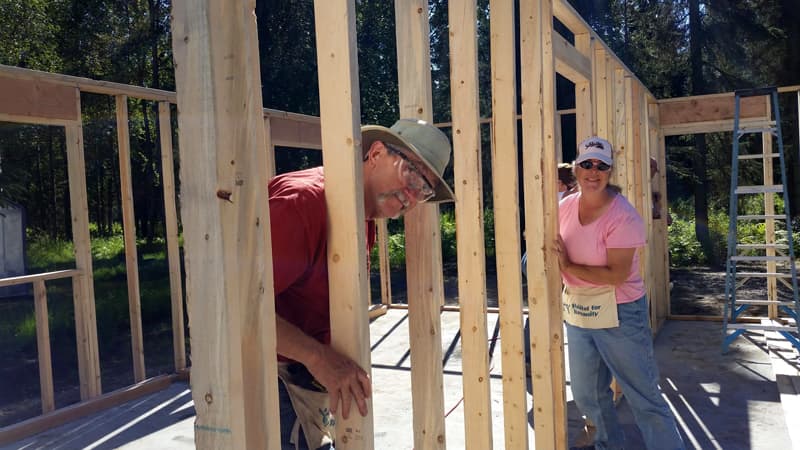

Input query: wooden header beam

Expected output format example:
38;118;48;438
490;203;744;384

658;93;768;126
0;74;78;122
658;93;771;135
0;64;176;102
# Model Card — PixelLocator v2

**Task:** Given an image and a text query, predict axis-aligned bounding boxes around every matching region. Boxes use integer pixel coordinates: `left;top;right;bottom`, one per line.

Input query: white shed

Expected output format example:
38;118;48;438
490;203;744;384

0;201;26;297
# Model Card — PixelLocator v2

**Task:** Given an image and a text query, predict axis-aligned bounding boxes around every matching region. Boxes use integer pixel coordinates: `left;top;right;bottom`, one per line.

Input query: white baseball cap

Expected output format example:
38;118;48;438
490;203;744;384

576;137;613;166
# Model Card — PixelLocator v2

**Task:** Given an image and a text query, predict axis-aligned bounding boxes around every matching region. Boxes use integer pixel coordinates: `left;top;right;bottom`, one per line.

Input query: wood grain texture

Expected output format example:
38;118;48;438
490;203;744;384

450;1;493;448
489;0;529;447
171;0;279;448
313;1;374;448
115;95;146;382
395;1;448;448
33;280;55;413
158;102;186;371
65;97;102;401
519;1;567;448
0;74;78;121
658;94;767;126
574;34;594;141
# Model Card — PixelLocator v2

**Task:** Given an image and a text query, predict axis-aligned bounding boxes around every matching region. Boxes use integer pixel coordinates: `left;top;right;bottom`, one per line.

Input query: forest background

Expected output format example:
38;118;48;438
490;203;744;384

1;0;799;264
0;0;799;426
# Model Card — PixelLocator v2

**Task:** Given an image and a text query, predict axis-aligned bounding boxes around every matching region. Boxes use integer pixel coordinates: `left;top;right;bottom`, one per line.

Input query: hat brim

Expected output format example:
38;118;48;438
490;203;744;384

575;151;613;166
361;125;455;203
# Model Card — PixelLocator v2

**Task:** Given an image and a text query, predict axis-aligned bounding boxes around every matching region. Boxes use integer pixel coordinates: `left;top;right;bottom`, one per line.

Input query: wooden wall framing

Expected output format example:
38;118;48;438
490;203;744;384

11;0;800;448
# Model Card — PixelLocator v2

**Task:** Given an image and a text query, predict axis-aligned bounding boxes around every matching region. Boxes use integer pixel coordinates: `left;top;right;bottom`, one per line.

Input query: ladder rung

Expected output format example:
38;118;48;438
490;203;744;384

726;324;797;332
737;214;788;220
735;185;784;194
731;256;792;262
735;272;794;278
737;127;777;137
734;300;797;306
737;243;790;250
738;153;781;160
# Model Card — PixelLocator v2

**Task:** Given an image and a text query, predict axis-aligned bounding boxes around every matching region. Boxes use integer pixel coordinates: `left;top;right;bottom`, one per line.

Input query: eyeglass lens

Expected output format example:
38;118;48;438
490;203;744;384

578;160;611;171
385;144;435;201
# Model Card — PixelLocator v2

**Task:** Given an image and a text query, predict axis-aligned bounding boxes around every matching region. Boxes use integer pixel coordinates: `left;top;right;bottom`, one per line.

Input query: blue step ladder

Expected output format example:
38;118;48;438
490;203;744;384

722;87;800;353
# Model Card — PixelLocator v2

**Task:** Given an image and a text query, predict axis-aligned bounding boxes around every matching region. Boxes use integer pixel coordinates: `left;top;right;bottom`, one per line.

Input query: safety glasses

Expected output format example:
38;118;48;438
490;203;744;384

577;160;611;171
385;143;435;202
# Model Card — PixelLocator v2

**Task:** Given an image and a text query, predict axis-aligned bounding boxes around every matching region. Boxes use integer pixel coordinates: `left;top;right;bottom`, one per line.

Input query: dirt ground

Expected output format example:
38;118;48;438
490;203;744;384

669;265;777;316
0;326;176;428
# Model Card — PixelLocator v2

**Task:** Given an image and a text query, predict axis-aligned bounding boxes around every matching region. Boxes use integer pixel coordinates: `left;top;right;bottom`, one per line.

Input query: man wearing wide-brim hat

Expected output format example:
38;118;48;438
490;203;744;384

269;118;454;449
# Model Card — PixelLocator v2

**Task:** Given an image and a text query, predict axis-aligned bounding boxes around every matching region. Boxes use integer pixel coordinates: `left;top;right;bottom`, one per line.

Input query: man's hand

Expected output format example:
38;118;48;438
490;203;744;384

275;316;372;419
306;347;372;419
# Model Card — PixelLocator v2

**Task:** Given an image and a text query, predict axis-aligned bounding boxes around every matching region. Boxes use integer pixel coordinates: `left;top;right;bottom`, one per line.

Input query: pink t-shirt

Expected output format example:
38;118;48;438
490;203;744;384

558;192;646;303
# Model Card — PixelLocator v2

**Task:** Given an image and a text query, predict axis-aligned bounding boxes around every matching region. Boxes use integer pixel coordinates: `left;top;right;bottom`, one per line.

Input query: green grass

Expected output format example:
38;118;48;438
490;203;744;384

668;197;800;267
3;231;176;359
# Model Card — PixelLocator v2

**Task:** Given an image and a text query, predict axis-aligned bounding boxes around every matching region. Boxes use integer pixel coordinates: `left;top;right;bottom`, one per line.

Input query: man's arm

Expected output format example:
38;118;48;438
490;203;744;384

276;316;372;419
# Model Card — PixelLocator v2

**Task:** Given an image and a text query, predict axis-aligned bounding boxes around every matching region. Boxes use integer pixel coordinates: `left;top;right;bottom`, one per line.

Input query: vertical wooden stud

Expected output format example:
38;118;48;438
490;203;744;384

33;280;55;413
648;102;668;332
489;0;528;447
762;98;778;318
612;68;628;190
313;1;374;448
574;34;594;141
171;0;280;448
376;219;392;306
395;1;448;448
623;77;639;202
263;116;277;179
593;48;611;141
65;91;102;400
115;94;146;382
158;101;186;371
520;0;568;448
450;1;493;448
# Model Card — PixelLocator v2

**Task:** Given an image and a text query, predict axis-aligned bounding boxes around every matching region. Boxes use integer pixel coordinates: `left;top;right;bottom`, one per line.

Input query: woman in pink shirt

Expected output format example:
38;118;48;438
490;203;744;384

555;137;684;450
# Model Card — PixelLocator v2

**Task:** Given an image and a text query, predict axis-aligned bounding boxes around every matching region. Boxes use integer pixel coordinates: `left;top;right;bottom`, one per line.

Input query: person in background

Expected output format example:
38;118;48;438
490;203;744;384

558;162;578;200
556;137;684;450
270;119;455;450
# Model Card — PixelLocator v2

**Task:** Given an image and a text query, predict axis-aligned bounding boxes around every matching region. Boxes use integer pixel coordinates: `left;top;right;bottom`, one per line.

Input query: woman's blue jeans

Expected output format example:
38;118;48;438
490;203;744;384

566;296;685;450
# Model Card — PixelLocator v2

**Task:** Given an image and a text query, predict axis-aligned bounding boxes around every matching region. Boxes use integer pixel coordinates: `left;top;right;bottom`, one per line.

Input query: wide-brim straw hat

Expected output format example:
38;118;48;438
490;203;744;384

361;118;455;203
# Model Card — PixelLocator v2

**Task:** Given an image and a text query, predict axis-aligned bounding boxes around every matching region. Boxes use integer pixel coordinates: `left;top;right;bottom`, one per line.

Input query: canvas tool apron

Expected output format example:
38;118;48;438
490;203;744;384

562;285;619;329
278;362;336;450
